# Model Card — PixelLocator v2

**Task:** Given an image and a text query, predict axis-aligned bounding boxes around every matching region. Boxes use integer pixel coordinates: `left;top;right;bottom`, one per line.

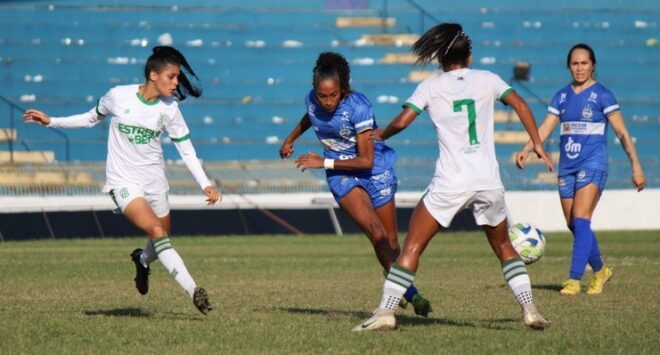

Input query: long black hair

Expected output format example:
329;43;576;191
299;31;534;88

144;46;202;100
412;22;472;68
312;52;351;96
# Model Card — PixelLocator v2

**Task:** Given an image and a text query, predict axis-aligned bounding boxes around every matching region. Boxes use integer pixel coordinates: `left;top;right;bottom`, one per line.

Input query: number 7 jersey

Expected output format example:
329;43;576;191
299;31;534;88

404;68;513;192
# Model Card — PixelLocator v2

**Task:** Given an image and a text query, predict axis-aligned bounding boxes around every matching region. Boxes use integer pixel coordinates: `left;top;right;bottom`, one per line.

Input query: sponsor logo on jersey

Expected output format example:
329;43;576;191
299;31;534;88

157;114;166;130
380;186;393;196
564;137;581;159
588;91;598;103
577;169;587;182
559;92;567;104
558;178;566;187
308;104;316;117
118;122;161;144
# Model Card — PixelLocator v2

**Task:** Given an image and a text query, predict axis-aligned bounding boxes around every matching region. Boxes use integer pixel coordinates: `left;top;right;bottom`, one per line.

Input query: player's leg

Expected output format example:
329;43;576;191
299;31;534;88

477;189;550;330
121;194;212;314
353;200;440;331
374;198;432;317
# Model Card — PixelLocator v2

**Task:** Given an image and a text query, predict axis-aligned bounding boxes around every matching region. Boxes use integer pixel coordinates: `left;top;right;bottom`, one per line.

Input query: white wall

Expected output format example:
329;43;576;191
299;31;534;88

1;189;658;232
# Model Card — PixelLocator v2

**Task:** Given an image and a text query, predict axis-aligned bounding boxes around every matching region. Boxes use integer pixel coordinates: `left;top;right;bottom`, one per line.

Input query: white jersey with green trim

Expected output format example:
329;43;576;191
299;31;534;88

95;84;191;194
405;68;513;192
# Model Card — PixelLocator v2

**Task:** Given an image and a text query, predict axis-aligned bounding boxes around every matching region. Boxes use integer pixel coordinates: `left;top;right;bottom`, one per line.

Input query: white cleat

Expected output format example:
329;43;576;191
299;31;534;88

352;309;397;332
522;303;551;330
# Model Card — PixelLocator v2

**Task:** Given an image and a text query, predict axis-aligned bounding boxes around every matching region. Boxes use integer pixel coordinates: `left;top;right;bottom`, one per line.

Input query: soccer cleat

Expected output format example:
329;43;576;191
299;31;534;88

587;267;613;295
130;248;150;295
352;308;397;332
411;293;432;317
522;303;551;330
559;279;581;295
193;287;214;315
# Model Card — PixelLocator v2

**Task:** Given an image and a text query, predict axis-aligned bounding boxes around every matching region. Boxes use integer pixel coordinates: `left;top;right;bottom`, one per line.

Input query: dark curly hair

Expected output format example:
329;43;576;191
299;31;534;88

144;46;202;101
312;52;351;96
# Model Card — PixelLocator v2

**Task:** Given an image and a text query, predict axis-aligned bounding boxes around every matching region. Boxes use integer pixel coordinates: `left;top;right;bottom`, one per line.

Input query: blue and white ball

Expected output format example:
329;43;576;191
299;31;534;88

509;222;546;265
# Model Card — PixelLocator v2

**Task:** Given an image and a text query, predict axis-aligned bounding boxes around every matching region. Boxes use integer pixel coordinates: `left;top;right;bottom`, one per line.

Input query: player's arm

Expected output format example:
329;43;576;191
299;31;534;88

379;106;419;140
280;113;311;159
608;111;646;191
23;107;103;128
294;128;375;172
504;92;554;171
174;138;222;205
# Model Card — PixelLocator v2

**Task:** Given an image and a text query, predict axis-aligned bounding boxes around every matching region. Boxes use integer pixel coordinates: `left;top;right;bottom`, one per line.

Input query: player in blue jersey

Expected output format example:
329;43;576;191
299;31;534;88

279;52;431;316
516;43;646;295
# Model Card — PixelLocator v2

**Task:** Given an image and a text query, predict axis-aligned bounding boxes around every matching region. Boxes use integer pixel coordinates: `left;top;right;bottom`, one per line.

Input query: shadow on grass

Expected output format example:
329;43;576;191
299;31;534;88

272;306;489;329
84;307;151;318
533;284;562;292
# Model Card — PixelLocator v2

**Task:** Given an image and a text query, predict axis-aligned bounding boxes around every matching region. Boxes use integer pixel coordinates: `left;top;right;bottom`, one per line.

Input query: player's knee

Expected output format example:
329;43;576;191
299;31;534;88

147;224;168;239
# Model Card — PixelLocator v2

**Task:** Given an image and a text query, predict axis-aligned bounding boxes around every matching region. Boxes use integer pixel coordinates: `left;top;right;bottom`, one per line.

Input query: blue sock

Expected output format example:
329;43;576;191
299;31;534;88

588;230;603;272
569;218;594;280
404;284;418;302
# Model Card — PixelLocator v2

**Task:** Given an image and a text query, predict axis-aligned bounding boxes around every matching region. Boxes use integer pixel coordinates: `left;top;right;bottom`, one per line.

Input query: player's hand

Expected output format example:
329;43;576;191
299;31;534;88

279;141;294;159
533;143;554;172
203;186;222;206
23;109;51;125
294;152;323;172
632;167;646;192
515;150;529;169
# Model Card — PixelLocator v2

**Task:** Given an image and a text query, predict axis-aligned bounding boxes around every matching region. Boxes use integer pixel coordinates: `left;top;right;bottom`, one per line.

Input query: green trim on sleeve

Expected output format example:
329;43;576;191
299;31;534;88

499;88;515;101
403;102;423;114
170;133;191;142
95;98;103;116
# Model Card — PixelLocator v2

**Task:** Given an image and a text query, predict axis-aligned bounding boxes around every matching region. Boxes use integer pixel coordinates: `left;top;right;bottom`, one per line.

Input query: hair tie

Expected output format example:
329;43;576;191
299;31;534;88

443;31;463;57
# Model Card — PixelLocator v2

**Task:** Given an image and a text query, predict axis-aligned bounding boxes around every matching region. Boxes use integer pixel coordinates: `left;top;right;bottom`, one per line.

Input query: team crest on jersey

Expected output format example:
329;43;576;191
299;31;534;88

581;105;593;120
559;92;567;105
338;124;352;139
588;91;598;103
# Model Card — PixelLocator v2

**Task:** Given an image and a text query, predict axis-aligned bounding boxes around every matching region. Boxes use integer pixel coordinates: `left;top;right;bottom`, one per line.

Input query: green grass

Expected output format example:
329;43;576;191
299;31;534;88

1;230;658;354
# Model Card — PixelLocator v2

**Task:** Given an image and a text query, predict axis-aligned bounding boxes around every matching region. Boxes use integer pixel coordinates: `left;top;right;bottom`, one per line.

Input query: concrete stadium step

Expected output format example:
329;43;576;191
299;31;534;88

0;171;94;186
0;129;17;142
0;151;55;163
336;17;395;28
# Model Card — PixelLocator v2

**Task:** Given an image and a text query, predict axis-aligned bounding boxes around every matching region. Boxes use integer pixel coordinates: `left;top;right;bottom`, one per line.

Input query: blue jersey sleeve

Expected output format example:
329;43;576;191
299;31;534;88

600;88;620;117
350;101;375;134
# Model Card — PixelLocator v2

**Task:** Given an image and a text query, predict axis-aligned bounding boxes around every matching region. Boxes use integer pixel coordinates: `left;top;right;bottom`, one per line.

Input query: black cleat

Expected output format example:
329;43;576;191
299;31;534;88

130;248;150;295
193;287;214;315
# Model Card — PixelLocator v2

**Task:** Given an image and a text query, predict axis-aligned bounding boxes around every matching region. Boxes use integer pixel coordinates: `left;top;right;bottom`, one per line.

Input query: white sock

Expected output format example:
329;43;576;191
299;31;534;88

140;240;158;268
378;264;415;311
153;237;197;298
502;257;533;306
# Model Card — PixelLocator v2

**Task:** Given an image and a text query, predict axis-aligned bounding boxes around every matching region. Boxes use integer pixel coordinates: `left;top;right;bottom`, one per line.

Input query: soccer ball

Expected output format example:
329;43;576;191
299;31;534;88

509;222;546;265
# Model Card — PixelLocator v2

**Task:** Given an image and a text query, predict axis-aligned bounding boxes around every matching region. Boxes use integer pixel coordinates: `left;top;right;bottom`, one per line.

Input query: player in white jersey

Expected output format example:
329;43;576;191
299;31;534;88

22;46;220;315
354;23;554;332
516;44;646;296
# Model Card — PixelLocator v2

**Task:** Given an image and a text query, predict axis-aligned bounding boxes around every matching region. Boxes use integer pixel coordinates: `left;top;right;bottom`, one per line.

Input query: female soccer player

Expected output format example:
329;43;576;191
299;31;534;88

22;46;220;315
279;52;431;316
515;43;646;296
353;23;554;331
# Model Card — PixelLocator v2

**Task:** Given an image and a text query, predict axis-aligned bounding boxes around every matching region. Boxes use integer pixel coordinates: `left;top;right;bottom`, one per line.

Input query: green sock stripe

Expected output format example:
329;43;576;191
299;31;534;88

502;260;525;274
505;270;528;282
391;263;415;278
502;257;523;268
153;237;172;254
387;273;413;289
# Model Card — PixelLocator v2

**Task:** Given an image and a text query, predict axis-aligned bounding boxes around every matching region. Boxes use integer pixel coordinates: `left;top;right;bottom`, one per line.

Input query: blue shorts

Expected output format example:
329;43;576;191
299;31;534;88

327;168;397;209
558;168;608;199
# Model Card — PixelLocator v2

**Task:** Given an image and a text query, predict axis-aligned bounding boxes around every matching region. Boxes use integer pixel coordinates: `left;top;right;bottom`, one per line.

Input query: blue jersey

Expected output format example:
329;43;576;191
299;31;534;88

548;82;619;175
305;90;396;176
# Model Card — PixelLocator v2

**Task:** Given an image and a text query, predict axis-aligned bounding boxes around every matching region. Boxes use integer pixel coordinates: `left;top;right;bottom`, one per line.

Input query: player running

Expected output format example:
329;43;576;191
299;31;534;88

23;46;219;315
353;23;553;331
280;52;431;317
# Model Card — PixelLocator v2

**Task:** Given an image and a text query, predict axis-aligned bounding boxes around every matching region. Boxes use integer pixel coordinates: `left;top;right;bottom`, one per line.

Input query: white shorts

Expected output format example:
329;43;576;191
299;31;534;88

109;185;170;218
422;188;507;228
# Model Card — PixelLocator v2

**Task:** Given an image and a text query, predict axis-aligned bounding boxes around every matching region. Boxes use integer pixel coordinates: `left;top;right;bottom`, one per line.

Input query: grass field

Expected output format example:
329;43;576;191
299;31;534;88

1;230;658;354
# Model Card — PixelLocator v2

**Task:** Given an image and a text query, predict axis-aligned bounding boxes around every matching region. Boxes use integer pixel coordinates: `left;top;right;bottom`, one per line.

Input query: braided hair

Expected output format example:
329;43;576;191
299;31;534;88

412;23;472;68
144;46;202;100
312;52;351;96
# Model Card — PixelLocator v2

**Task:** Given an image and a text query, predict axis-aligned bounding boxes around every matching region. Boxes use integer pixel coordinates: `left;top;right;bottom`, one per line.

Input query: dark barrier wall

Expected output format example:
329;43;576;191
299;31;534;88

0;208;479;241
